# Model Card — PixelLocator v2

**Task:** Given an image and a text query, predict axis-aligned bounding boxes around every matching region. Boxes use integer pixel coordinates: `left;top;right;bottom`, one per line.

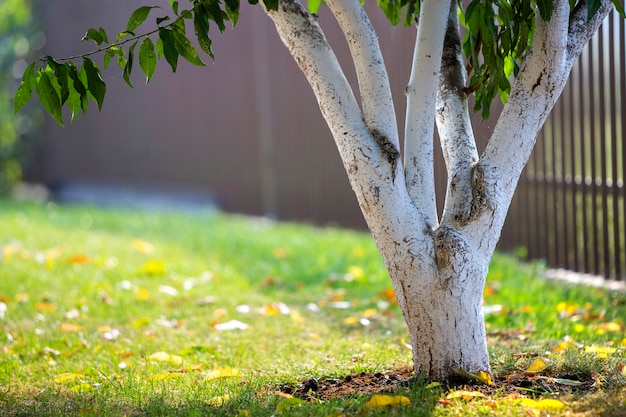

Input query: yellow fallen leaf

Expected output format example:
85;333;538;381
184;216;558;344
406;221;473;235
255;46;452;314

344;317;360;324
347;265;365;280
146;351;183;365
445;390;486;401
206;394;231;407
584;345;617;358
519;398;566;412
71;383;94;393
593;321;624;332
525;357;548;373
449;367;494;385
140;260;167;275
361;308;377;318
290;310;305;323
364;394;411;408
36;302;56;312
60;323;84;333
132;239;154;254
54;373;84;383
271;247;289;259
134;287;150;301
147;373;184;381
205;368;243;380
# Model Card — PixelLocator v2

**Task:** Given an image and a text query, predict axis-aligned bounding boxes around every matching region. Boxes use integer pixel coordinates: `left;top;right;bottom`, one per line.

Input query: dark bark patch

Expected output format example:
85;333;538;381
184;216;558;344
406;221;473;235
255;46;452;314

370;128;399;182
433;226;467;276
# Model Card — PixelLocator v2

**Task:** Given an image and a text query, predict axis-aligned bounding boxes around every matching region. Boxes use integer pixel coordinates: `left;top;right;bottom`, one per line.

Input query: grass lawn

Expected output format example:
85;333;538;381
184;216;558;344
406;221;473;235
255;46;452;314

0;201;625;416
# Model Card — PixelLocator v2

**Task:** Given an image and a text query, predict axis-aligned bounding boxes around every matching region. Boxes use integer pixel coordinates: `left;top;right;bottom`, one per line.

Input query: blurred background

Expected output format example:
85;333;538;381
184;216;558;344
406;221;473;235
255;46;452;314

2;1;625;281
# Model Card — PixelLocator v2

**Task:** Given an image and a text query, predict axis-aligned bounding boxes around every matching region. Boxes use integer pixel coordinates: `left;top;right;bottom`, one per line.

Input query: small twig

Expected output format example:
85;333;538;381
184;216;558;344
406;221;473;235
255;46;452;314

38;21;175;64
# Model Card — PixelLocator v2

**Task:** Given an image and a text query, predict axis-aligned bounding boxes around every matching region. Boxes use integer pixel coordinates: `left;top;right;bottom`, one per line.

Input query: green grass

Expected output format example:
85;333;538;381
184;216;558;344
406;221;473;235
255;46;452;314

0;201;624;416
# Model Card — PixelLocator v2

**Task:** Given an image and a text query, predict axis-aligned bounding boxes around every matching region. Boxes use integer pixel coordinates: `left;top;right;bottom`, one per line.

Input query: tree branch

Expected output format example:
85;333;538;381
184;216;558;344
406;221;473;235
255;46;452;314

567;0;614;60
264;0;421;226
436;0;479;227
475;0;573;254
404;0;451;228
326;0;399;149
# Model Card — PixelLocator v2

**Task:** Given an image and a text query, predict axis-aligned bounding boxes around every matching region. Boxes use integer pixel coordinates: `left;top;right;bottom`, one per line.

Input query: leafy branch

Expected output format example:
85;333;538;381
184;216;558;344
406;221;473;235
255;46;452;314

13;0;276;126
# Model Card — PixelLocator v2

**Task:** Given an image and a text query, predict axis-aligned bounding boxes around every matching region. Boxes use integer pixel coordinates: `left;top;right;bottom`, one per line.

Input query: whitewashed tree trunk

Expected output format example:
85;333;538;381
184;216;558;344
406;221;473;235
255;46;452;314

265;0;615;380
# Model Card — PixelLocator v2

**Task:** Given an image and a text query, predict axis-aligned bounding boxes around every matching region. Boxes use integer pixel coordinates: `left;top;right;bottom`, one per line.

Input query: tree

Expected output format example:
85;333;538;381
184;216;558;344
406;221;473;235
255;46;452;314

14;0;624;381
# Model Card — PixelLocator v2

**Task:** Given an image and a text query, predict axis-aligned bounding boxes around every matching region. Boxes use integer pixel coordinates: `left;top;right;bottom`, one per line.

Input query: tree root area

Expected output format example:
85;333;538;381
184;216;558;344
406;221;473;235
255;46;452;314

279;367;596;401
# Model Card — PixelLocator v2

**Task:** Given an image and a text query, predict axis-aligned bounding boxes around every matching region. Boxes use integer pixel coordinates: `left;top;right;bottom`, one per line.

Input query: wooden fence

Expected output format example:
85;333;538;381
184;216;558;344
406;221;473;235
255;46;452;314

500;10;626;281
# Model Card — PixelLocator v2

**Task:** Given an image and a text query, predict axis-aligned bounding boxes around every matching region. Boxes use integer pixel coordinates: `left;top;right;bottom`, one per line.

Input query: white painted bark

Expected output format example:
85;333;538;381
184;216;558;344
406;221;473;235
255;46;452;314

404;0;451;228
264;0;616;381
325;0;399;148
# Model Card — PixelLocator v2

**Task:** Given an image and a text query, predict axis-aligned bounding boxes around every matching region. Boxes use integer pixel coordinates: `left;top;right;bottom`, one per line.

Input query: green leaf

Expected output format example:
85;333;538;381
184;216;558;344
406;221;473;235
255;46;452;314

98;27;110;44
46;57;70;105
169;0;180;15
172;20;206;66
82;58;106;111
14;61;36;114
224;0;240;24
193;4;214;58
586;0;603;20
67;63;88;116
139;38;157;84
159;27;179;72
126;6;160;32
536;0;554;21
82;28;104;45
36;70;64;126
307;0;322;14
123;42;138;88
156;16;171;25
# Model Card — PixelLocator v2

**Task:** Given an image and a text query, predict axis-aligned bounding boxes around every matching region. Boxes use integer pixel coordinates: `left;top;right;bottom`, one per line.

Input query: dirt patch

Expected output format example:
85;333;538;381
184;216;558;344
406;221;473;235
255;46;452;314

280;367;596;401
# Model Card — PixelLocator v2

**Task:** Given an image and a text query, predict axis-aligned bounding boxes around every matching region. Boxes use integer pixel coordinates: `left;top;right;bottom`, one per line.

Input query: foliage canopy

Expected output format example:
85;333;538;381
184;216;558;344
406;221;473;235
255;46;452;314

14;0;625;124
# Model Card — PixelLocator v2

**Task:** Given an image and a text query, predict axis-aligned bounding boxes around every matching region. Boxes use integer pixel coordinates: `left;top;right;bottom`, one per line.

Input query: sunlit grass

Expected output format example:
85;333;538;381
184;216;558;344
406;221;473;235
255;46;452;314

1;201;624;416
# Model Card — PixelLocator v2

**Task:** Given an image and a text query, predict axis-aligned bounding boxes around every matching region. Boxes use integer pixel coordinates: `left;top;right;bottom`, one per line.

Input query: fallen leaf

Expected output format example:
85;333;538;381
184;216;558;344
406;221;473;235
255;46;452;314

290;310;305;323
140;260;167;275
54;373;84;383
134;287;150;300
36;302;56;312
60;323;83;333
146;351;183;365
147;373;184;381
364;394;411;408
445;390;486;401
213;320;249;331
69;254;90;264
271;247;289;259
177;363;203;372
347;265;365;280
519;398;567;412
70;383;94;393
553;377;585;386
158;285;178;296
584;345;617;358
205;368;243;380
449;367;494;385
206;394;231;407
525;357;548;374
132;239;154;254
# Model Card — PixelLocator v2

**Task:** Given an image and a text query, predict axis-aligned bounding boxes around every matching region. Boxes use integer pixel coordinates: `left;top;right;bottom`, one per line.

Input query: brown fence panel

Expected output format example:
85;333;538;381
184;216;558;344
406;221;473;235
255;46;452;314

501;10;626;281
